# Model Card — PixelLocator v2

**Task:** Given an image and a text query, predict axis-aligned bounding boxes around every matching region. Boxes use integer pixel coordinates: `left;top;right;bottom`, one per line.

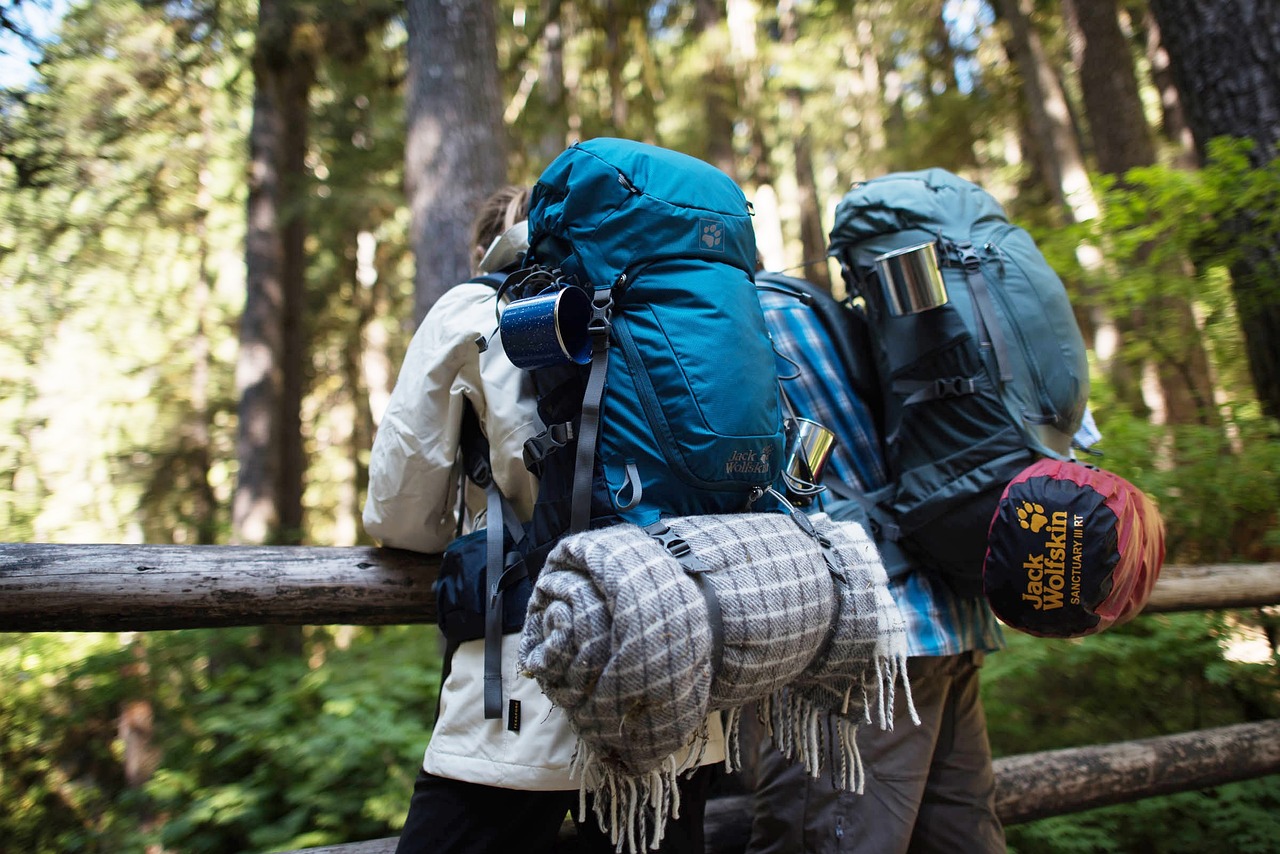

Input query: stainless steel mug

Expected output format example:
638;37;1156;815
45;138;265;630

874;241;949;315
782;417;838;501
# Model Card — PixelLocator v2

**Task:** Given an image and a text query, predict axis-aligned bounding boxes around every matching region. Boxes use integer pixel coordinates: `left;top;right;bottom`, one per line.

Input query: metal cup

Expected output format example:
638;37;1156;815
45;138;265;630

874;241;949;316
499;286;592;370
782;417;838;502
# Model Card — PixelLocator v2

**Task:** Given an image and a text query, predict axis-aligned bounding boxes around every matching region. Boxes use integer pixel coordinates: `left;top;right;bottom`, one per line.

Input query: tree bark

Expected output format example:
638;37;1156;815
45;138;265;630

404;0;508;327
1146;0;1280;422
235;0;314;546
1063;0;1218;427
1136;9;1198;168
993;719;1280;825
995;0;1097;224
779;0;831;290
694;0;739;181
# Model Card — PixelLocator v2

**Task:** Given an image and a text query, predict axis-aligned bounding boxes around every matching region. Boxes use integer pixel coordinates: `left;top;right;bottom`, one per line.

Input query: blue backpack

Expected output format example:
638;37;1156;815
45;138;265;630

438;139;786;717
521;138;786;533
826;168;1090;597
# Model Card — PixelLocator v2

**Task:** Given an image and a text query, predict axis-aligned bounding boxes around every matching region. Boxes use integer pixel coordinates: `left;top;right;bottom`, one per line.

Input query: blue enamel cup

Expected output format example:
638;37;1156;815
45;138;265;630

499;286;593;370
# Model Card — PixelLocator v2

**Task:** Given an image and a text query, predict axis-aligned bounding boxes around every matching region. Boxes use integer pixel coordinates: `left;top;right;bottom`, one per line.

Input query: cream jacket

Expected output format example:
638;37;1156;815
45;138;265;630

363;281;724;789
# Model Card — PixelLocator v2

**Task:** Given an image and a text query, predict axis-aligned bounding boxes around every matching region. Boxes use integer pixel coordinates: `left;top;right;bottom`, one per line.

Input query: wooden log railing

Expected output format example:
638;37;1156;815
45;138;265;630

2;543;1278;631
2;544;1278;854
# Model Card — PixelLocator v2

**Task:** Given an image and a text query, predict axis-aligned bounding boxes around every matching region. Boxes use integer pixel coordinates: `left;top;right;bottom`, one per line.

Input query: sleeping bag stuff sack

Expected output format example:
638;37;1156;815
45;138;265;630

983;458;1165;638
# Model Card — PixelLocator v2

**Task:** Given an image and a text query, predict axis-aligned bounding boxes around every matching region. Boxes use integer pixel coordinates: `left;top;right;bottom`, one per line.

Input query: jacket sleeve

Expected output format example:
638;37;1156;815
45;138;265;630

362;284;540;554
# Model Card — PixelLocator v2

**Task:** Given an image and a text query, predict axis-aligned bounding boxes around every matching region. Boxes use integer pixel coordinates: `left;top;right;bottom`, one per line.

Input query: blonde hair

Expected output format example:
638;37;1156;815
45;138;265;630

470;185;531;272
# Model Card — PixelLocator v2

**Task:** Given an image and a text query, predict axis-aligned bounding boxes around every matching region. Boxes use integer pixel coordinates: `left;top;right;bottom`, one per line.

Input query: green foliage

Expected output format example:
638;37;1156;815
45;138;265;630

1005;778;1280;854
1081;412;1280;563
0;627;440;853
1026;140;1280;560
0;634;136;852
986;613;1280;853
985;614;1280;756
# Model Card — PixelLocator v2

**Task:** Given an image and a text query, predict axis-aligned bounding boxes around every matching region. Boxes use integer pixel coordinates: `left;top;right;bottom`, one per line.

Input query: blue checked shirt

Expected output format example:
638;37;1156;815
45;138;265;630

759;285;1004;657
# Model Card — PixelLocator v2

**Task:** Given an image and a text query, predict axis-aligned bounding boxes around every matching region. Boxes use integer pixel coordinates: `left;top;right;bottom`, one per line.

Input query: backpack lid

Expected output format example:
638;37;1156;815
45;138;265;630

983;458;1165;638
528;138;756;290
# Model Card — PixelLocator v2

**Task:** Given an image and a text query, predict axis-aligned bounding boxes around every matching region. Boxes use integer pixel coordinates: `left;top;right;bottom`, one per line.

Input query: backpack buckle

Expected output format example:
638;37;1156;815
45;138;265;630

522;422;575;474
643;522;709;573
588;289;614;340
934;377;976;398
465;455;493;489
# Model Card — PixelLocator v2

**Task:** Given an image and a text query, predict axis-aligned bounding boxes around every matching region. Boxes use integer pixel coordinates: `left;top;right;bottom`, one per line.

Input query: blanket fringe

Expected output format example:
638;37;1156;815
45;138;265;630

572;724;711;854
746;650;913;794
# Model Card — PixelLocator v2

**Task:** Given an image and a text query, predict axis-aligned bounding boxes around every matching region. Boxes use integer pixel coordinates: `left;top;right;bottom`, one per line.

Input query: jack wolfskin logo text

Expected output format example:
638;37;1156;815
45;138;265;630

1020;508;1083;611
725;446;772;475
699;219;725;251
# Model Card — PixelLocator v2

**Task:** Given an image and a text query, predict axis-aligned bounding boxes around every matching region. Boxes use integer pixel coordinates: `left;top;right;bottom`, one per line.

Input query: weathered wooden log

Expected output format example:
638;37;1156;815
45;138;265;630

282;719;1280;854
0;544;439;631
993;718;1280;824
1143;562;1280;613
1;543;1277;632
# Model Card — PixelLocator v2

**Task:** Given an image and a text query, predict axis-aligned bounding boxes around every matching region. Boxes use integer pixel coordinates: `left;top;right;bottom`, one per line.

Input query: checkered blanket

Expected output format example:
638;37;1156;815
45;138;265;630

517;512;913;853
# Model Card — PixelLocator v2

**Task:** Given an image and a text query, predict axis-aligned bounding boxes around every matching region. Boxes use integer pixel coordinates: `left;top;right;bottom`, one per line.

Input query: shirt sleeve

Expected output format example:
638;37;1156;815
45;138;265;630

362;284;540;554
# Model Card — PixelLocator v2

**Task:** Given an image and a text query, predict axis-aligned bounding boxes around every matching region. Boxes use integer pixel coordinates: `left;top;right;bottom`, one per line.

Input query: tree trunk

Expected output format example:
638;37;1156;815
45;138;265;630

190;103;218;544
727;0;784;270
779;0;831;290
1137;9;1198;168
1063;0;1218;427
235;0;315;546
995;0;1097;225
404;0;508;326
1146;0;1280;422
694;0;739;181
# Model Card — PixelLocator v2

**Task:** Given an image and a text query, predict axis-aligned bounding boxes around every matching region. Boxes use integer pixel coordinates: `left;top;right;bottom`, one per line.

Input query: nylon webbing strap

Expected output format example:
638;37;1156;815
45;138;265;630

895;375;979;407
644;522;724;677
483;484;504;720
958;243;1013;384
570;288;614;534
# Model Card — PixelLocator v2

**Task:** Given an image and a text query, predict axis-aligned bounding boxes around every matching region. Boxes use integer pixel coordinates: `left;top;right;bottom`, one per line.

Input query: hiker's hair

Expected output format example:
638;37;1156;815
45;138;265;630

471;185;531;272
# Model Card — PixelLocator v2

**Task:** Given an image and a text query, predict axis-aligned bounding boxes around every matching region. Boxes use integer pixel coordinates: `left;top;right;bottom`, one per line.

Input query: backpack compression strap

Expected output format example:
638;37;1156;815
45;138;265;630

483;483;527;719
569;286;616;534
459;398;529;720
954;241;1013;384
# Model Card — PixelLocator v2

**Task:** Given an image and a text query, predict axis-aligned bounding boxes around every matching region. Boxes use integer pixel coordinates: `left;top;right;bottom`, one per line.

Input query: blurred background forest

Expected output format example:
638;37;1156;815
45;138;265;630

1;0;1278;851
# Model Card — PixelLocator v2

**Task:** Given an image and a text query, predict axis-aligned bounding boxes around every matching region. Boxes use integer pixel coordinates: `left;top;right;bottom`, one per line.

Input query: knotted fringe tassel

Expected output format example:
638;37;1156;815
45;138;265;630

569;723;711;854
758;688;866;793
874;648;920;728
754;649;916;795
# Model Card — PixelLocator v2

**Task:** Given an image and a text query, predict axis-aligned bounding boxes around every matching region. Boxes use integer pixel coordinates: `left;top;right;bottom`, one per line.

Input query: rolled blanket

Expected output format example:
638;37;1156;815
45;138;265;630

518;512;912;853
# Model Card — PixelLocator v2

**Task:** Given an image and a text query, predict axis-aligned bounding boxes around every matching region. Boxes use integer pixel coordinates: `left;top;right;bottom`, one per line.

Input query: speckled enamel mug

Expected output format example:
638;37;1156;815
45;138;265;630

499;286;593;370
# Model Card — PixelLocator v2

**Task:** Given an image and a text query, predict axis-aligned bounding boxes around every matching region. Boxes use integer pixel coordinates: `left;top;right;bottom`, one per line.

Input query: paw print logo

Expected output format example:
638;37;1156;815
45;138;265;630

1016;501;1048;533
699;219;725;251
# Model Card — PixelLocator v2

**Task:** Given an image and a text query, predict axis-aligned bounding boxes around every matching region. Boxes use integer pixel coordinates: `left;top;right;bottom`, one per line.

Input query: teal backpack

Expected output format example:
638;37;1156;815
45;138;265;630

827;168;1089;597
438;139;787;719
522;138;786;534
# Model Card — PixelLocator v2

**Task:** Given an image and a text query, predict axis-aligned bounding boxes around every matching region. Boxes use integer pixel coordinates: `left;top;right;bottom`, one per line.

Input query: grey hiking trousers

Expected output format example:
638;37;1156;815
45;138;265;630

746;651;1005;854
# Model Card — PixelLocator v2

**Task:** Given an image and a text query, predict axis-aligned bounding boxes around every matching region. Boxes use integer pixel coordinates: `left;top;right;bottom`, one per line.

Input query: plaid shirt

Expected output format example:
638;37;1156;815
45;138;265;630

759;285;1004;657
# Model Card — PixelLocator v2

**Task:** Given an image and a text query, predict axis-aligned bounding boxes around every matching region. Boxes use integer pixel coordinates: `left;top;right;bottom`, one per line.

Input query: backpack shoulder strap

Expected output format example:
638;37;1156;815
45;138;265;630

468;272;509;290
755;270;882;427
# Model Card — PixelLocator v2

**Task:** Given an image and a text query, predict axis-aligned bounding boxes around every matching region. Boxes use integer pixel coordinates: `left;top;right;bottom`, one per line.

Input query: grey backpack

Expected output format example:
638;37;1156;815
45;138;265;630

827;168;1089;597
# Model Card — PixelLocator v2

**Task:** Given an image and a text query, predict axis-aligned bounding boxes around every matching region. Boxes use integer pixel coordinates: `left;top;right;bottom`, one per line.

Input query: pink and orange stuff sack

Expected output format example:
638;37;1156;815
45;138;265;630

983;458;1165;638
